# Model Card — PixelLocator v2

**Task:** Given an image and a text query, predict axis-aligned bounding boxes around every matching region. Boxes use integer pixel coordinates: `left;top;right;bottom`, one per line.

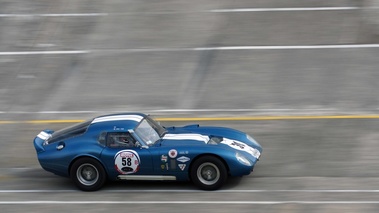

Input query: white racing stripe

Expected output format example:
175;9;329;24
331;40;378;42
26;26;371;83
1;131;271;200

221;138;261;159
162;133;260;158
92;115;144;123
36;131;51;140
163;134;209;143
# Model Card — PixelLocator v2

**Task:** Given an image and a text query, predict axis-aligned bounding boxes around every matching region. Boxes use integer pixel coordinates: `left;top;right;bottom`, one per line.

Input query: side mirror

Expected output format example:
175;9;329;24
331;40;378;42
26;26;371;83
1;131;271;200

135;141;148;149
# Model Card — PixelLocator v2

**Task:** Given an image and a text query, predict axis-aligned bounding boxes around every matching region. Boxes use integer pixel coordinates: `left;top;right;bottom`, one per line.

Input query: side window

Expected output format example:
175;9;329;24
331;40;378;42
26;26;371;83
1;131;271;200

98;132;107;146
106;132;136;148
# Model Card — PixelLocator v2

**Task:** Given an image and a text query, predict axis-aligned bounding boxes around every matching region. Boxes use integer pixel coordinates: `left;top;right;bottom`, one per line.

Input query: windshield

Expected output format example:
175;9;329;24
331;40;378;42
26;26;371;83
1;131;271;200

134;117;165;146
145;115;167;137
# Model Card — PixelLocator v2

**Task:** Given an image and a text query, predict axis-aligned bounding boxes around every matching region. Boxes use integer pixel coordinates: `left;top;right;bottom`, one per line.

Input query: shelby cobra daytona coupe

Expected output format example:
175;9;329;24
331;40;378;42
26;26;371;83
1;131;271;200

33;113;262;191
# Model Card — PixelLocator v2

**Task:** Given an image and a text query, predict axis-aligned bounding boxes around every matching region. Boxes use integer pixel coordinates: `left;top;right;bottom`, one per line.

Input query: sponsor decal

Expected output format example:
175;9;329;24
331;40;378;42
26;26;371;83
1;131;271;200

161;164;165;170
177;156;190;163
161;155;168;162
230;141;245;149
179;151;189;155
178;164;186;171
114;150;140;174
113;126;125;130
168;149;178;158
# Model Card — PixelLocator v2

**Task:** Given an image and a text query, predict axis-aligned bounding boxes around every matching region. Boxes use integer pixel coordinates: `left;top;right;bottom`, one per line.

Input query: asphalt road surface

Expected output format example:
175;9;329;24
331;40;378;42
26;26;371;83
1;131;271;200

1;0;379;212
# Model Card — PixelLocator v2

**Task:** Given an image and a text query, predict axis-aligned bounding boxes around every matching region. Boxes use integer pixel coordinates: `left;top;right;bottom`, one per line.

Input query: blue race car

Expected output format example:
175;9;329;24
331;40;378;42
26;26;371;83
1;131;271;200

33;113;262;191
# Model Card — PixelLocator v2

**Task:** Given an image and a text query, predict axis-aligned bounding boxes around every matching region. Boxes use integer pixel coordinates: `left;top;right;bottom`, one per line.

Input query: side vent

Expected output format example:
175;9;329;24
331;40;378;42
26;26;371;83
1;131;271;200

208;136;223;145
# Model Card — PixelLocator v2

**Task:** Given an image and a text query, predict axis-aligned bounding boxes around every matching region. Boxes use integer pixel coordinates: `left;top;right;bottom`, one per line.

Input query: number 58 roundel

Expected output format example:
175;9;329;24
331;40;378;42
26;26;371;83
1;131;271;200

114;150;141;174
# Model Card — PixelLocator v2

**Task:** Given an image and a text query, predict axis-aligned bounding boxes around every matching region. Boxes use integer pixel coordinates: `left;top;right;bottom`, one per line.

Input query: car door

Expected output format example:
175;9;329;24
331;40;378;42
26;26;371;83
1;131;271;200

99;131;153;178
155;146;191;175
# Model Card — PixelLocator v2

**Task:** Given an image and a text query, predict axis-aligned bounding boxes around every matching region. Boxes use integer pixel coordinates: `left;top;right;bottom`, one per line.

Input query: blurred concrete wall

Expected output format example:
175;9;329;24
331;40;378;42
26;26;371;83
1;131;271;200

362;0;379;35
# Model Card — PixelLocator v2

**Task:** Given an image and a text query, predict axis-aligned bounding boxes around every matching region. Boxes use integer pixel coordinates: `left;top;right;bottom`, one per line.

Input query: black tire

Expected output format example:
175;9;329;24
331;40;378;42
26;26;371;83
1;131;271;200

70;157;106;191
190;156;227;190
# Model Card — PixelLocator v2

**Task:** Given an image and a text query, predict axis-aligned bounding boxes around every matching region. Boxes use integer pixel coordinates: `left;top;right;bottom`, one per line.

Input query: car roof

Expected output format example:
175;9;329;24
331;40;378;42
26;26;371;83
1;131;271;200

89;113;147;130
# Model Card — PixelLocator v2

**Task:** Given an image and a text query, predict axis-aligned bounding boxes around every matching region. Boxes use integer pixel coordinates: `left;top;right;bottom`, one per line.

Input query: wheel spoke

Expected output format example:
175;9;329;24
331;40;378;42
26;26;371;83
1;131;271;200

77;163;99;186
197;162;220;185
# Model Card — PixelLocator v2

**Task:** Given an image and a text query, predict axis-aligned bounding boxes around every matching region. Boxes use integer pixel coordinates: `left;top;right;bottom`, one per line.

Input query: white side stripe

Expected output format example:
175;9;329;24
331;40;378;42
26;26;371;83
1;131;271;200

1;200;379;205
0;7;361;18
1;44;379;56
210;7;359;12
88;44;379;53
0;50;89;55
192;44;379;50
0;13;108;17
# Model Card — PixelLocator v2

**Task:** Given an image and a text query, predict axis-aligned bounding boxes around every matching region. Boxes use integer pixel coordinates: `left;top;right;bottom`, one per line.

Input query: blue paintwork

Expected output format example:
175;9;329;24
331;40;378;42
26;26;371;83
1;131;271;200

33;113;262;184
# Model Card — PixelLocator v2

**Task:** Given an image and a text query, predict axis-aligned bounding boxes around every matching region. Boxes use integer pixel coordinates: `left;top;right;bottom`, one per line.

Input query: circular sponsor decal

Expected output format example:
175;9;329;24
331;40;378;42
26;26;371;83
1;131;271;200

168;149;178;158
114;150;140;174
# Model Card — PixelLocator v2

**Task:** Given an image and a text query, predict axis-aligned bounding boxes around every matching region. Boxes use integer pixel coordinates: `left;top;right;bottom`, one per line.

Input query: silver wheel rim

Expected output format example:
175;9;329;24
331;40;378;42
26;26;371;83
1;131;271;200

197;162;220;185
76;163;99;186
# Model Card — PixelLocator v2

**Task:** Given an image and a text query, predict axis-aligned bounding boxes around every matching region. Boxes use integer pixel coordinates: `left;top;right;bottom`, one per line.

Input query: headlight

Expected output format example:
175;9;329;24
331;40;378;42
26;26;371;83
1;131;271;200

236;152;252;166
250;148;261;159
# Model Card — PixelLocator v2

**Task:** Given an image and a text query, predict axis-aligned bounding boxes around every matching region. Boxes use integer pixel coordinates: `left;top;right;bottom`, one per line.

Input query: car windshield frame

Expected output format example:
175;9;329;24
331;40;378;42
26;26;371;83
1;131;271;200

145;115;167;137
133;116;166;146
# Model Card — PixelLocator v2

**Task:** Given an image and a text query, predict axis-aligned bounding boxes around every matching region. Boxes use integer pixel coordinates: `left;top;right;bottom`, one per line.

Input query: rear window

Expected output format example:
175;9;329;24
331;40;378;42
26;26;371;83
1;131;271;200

48;120;92;144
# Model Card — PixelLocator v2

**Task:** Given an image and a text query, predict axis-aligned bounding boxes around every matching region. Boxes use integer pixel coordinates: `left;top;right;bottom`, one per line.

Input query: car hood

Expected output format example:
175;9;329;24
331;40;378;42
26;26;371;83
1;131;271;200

161;124;262;158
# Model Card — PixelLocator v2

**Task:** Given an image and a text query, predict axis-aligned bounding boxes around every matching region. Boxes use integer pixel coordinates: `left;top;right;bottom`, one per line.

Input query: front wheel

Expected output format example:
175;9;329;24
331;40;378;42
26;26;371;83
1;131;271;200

190;156;227;190
70;157;106;191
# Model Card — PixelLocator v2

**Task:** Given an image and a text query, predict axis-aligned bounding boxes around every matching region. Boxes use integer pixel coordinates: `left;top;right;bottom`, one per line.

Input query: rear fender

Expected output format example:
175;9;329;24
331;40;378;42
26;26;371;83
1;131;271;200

68;155;109;179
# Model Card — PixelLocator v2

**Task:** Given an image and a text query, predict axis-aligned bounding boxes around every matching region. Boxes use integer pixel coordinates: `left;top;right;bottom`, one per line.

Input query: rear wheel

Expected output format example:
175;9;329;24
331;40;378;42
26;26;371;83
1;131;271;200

190;156;227;190
70;158;106;191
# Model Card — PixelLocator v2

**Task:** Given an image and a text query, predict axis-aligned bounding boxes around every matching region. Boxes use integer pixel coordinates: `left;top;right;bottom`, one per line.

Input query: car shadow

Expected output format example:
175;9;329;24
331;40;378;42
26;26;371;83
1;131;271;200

15;168;245;191
103;176;244;191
